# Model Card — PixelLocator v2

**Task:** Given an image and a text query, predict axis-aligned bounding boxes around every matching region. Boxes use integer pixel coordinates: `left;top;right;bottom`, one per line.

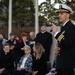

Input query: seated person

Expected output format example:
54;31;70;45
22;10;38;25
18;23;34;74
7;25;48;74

46;60;56;75
0;43;14;75
32;42;48;75
13;45;32;75
46;45;60;75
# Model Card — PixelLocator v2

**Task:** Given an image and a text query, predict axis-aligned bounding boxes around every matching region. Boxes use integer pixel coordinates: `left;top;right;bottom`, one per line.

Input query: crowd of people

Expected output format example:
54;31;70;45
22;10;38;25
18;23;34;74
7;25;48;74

0;3;75;75
0;24;52;75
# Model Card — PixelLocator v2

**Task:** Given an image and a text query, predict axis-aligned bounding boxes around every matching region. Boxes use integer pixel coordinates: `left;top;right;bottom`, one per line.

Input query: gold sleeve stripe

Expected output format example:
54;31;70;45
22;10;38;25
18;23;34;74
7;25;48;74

57;34;64;42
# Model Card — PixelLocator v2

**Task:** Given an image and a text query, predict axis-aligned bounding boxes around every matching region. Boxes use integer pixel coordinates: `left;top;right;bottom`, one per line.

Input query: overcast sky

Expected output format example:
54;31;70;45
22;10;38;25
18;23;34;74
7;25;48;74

38;0;59;9
38;0;46;5
38;0;55;5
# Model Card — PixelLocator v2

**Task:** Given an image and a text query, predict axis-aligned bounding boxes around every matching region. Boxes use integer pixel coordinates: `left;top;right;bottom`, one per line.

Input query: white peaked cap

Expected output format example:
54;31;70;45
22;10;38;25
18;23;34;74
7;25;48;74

56;4;73;14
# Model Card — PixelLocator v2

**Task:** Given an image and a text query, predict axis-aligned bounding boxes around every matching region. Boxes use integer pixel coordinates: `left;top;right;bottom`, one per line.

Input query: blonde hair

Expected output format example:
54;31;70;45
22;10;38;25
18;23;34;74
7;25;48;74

34;42;45;59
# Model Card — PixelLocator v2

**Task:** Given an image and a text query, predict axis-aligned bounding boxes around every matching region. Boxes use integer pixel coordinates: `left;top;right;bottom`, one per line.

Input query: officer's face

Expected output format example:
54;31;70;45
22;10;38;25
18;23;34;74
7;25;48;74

58;12;69;24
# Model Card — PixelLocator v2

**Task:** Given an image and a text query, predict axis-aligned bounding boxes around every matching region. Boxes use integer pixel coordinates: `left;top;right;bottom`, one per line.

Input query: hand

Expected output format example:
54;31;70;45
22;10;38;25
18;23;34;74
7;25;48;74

51;68;56;72
17;67;21;71
17;67;25;71
55;45;60;55
20;68;25;70
0;68;5;73
13;40;16;44
51;24;58;34
21;48;24;50
10;46;15;50
33;71;38;75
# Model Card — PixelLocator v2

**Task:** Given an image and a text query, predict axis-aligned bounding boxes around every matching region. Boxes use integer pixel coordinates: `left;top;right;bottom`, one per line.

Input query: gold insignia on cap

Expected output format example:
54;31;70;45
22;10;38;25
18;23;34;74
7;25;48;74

56;9;69;13
59;5;62;9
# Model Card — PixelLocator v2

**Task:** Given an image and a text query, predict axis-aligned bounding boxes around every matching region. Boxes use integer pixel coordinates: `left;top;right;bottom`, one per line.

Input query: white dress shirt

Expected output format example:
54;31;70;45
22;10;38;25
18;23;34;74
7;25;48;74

20;57;27;68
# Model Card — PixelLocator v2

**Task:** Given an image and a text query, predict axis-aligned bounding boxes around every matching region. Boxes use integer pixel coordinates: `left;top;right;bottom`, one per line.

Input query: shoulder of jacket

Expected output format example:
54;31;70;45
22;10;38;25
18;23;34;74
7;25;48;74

71;20;75;25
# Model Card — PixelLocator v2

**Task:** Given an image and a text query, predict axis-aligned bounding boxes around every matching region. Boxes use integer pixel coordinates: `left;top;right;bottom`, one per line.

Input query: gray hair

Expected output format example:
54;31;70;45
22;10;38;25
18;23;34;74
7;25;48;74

23;45;31;52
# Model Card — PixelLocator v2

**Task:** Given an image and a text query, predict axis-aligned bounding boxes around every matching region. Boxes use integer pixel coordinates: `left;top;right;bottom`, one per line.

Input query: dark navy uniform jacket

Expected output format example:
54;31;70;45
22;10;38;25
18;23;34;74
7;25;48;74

55;21;75;69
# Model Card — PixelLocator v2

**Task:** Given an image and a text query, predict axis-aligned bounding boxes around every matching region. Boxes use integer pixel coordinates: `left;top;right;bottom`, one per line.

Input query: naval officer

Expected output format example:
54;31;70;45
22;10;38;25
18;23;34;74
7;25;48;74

51;4;75;75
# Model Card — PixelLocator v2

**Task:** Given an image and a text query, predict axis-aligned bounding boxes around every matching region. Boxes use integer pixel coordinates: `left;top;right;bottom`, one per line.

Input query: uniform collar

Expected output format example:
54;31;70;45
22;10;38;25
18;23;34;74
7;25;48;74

63;20;69;26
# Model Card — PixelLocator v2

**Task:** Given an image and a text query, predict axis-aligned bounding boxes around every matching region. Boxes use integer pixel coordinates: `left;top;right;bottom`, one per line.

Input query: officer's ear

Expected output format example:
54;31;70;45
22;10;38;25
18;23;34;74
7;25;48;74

66;13;70;18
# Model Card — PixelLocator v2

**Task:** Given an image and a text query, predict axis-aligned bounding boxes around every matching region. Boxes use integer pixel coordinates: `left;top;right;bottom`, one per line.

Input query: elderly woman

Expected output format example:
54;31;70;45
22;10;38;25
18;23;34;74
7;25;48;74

13;45;32;75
